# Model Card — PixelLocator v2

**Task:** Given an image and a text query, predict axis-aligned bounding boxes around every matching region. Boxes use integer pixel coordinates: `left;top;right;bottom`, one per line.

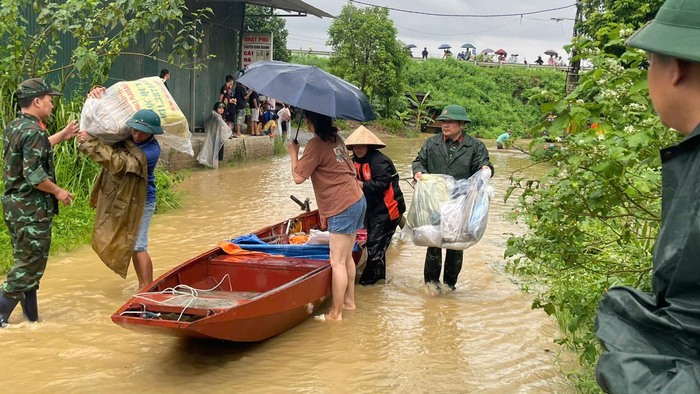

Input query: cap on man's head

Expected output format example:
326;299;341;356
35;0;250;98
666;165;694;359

626;0;700;62
437;104;472;122
213;101;226;110
126;109;164;135
15;78;63;100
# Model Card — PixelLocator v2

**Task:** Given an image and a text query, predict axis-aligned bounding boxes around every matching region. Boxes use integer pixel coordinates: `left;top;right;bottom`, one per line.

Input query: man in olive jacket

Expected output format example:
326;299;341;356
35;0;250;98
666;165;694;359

412;104;493;290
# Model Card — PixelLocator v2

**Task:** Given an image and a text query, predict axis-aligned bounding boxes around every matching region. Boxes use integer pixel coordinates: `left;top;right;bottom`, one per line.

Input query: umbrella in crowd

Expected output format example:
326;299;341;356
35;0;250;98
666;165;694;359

544;49;559;56
495;48;507;56
406;44;417;49
480;48;495;54
438;44;452;49
461;43;476;49
238;61;376;141
238;61;375;122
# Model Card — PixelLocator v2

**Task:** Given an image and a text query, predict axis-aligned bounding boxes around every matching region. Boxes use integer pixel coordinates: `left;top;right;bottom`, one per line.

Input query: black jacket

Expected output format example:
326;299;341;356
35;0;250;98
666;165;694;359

353;149;405;220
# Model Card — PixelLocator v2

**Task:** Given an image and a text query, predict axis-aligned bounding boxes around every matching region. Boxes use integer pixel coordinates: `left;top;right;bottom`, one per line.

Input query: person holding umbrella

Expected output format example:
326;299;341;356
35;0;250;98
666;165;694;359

412;104;493;291
287;111;366;321
345;126;405;286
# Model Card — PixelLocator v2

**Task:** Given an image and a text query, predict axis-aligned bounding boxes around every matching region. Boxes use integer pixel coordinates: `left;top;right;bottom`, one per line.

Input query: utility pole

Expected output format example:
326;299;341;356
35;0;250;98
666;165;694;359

566;1;583;94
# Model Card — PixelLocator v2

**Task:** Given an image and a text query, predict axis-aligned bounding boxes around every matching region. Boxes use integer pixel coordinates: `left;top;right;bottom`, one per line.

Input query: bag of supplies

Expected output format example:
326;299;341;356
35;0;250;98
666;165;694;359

80;76;193;155
403;169;494;250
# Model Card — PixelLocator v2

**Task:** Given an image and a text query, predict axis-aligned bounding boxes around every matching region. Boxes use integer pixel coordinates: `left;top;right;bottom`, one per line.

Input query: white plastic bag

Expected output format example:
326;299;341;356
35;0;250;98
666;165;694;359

306;229;330;245
404;170;494;250
80;76;193;155
406;174;453;229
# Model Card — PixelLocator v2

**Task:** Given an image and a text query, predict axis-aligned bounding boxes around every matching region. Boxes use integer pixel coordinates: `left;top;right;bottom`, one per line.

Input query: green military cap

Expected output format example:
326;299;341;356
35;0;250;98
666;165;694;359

15;78;63;100
626;0;700;63
437;104;472;122
126;109;164;135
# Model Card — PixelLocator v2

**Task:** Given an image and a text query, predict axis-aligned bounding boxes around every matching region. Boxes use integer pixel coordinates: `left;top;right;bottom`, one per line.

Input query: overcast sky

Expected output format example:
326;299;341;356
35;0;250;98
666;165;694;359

282;0;577;63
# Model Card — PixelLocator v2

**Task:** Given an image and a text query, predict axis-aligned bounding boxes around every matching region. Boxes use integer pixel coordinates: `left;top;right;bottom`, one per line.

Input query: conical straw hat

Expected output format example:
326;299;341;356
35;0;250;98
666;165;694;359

344;125;385;148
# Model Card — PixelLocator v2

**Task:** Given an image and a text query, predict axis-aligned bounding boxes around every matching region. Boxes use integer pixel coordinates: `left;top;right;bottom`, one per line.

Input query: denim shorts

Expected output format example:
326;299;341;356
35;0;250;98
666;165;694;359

327;197;366;234
134;201;156;252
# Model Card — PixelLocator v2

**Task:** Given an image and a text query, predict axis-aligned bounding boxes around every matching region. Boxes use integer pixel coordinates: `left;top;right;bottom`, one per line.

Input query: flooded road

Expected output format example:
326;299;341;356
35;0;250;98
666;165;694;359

1;133;574;393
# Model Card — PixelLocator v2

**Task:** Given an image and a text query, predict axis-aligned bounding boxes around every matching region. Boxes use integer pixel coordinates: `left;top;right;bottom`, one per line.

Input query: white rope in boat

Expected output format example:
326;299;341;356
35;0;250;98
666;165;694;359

123;274;232;322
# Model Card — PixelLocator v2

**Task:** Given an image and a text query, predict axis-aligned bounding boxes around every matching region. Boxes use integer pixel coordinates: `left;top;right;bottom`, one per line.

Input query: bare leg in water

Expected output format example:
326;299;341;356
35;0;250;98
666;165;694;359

133;251;153;291
326;232;357;320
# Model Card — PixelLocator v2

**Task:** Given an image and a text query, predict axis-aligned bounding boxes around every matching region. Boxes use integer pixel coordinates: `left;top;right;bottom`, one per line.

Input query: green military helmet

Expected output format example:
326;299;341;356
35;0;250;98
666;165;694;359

436;104;472;123
126;109;164;135
626;0;700;63
15;78;63;100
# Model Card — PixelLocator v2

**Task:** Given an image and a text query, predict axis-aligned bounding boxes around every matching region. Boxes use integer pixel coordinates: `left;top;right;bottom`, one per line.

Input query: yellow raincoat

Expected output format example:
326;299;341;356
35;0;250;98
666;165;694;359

79;138;148;278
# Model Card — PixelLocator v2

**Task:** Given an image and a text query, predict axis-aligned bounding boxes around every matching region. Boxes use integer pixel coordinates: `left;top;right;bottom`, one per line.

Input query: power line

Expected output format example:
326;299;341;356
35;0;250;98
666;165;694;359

395;17;521;37
349;1;576;18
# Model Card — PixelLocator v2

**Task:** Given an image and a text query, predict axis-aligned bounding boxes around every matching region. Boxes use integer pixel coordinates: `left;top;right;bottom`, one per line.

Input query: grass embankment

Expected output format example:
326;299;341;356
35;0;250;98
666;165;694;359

292;54;566;139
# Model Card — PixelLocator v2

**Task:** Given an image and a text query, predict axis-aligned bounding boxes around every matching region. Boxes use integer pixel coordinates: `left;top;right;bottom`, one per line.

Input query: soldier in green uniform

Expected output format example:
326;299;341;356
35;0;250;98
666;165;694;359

0;78;78;327
412;104;493;291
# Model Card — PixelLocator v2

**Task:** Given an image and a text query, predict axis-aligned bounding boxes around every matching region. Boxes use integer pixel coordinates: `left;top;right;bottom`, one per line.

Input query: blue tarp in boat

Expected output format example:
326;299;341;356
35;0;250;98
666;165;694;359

231;234;360;260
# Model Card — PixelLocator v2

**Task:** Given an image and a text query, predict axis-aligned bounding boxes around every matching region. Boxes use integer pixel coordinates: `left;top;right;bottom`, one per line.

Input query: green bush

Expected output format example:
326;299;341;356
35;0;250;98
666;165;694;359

377;118;405;135
405;60;565;138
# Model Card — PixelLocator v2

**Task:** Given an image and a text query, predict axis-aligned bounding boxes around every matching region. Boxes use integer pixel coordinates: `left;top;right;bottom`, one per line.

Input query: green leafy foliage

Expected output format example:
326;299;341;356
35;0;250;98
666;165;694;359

505;22;677;389
406;60;565;138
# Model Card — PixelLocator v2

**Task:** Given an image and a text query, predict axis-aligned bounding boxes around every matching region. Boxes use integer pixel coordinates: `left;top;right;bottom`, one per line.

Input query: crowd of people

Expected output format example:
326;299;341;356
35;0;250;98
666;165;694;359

417;47;568;67
197;74;293;168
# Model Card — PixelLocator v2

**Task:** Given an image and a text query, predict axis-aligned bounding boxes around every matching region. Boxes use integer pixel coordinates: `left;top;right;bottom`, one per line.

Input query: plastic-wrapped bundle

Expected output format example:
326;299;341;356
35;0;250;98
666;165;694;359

80;76;193;155
197;111;232;168
404;169;493;250
406;174;453;229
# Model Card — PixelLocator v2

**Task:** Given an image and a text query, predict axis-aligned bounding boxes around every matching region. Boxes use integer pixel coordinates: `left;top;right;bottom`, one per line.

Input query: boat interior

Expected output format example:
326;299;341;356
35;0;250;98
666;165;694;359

118;254;328;322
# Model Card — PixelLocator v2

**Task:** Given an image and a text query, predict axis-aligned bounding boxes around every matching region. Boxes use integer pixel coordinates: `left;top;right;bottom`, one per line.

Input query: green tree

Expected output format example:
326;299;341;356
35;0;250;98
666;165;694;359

0;0;211;126
579;0;665;39
327;4;407;117
244;5;291;62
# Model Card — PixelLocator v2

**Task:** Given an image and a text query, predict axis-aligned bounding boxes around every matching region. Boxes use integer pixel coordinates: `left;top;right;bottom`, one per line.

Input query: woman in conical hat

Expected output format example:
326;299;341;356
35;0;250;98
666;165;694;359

345;126;405;285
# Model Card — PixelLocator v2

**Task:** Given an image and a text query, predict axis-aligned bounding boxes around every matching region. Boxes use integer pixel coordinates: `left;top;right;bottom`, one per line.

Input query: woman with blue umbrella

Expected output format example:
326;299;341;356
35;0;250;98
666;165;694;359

287;111;366;321
238;61;375;321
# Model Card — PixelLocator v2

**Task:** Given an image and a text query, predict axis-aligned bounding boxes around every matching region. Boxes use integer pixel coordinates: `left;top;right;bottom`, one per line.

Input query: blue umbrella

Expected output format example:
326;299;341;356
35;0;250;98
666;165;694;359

438;44;451;49
406;44;417;49
461;43;475;49
238;61;375;122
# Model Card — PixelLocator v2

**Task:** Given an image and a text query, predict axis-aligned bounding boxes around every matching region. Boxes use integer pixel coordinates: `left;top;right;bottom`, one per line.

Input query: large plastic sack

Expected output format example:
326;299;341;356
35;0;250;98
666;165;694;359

403;169;494;250
406;174;453;229
80;76;193;155
197;111;232;168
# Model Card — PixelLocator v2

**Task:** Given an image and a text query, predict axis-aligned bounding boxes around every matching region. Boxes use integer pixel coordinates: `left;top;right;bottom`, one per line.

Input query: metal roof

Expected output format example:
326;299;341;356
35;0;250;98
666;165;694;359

228;0;333;18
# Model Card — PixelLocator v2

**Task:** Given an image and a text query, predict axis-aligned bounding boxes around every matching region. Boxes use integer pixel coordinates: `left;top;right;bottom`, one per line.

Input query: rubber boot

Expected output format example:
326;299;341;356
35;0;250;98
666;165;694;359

0;292;20;328
20;289;38;322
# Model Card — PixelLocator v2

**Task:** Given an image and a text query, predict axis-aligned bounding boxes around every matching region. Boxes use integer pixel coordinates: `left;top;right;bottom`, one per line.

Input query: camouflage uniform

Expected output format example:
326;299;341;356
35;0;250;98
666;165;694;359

1;112;58;300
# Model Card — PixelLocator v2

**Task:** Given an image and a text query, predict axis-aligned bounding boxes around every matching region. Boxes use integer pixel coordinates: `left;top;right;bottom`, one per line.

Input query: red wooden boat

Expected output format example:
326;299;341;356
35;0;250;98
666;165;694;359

111;209;366;342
